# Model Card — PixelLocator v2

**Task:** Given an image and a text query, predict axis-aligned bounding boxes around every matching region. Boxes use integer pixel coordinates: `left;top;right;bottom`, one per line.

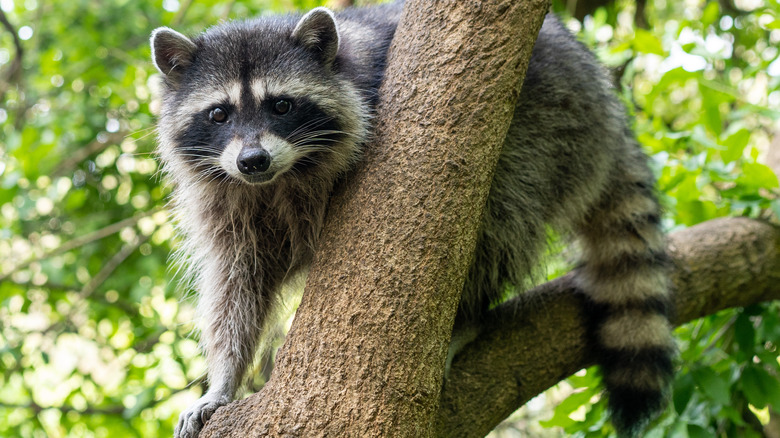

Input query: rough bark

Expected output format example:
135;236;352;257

199;0;550;436
437;217;780;438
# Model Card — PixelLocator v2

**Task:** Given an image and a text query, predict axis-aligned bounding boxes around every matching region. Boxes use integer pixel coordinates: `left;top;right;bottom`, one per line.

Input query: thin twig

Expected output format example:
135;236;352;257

39;234;149;337
172;0;194;26
219;0;236;22
52;131;128;177
78;234;150;300
0;9;24;102
329;0;355;9
0;206;162;281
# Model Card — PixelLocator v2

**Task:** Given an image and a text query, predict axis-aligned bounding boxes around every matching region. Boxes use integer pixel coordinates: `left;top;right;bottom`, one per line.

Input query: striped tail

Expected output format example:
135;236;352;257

576;177;676;437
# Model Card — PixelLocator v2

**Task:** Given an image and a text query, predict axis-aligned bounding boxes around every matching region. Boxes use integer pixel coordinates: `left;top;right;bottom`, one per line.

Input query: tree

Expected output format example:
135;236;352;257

1;0;779;437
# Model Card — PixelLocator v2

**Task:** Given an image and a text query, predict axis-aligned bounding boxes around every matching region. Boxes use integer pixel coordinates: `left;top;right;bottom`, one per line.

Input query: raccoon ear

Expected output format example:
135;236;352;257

292;7;340;67
150;27;197;82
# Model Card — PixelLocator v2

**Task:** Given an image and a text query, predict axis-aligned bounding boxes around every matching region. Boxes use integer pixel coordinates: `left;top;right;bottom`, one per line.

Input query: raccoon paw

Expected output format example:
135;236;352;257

174;393;230;438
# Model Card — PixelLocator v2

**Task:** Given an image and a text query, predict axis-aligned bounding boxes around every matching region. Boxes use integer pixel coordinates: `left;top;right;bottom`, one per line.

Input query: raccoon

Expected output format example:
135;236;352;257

151;3;675;437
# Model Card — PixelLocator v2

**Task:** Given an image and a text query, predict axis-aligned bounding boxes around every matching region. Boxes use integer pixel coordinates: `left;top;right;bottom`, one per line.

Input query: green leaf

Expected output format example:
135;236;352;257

674;373;695;414
676;200;719;226
540;389;594;428
720;129;750;164
699;86;724;136
737;163;780;191
644;67;697;109
733;313;755;356
634;29;666;56
687;424;712;438
669;420;689;437
124;386;156;418
692;368;731;405
701;2;720;29
741;366;780;409
673;174;701;202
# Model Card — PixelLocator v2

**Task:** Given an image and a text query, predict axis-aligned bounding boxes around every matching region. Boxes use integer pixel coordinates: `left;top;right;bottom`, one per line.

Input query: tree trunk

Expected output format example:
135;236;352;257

199;0;551;436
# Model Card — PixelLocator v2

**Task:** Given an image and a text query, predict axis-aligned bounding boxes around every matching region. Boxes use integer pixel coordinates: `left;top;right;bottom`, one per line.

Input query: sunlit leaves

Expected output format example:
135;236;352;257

527;0;780;437
633;29;665;56
0;0;328;437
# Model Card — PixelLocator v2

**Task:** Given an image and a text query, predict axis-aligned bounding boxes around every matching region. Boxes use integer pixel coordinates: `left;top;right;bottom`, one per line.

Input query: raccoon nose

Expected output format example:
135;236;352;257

237;148;271;174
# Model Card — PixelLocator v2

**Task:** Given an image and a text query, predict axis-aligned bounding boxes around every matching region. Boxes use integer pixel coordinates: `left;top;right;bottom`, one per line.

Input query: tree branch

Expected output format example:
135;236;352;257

52;131;128;178
0;9;24;103
172;0;194;26
437;217;780;438
0;207;161;281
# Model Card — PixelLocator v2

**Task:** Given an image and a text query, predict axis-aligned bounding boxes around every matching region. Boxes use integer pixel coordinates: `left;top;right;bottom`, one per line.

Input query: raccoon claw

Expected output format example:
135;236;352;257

174;394;229;438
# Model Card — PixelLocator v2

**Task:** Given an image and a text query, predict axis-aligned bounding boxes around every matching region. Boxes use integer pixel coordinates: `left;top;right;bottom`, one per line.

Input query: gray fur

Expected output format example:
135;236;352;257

151;3;674;437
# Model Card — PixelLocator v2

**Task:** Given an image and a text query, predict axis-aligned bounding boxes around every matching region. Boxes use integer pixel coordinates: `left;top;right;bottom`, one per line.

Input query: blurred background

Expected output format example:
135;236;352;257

1;0;779;436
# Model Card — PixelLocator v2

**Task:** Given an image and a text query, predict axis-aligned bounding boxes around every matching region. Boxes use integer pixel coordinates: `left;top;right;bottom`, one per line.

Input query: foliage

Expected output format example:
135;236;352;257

535;0;780;437
0;0;778;437
0;1;328;437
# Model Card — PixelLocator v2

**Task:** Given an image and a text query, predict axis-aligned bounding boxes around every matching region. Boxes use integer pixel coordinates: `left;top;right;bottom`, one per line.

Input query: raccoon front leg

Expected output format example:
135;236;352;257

175;259;269;438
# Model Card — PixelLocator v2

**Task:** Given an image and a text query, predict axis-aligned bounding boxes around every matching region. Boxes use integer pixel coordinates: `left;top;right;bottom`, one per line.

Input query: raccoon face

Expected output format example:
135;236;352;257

151;8;366;186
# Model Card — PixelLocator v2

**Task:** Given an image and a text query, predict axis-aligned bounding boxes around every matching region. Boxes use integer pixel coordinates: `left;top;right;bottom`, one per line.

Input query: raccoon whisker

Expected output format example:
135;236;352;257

294;116;334;131
286;127;328;144
199;167;229;180
286;124;344;143
289;130;359;147
291;139;344;149
186;163;230;185
297;147;344;157
180;143;221;149
299;137;356;148
286;117;336;140
193;164;221;175
291;154;330;171
290;138;333;147
291;133;351;143
121;151;158;158
179;146;223;154
177;154;223;164
179;140;223;150
175;152;216;157
181;157;221;163
291;128;357;139
302;147;341;155
126;126;156;136
177;152;222;160
128;128;159;142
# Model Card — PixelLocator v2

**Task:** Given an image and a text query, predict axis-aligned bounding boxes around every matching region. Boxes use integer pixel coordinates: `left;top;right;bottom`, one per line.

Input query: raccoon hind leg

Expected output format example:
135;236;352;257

575;170;676;437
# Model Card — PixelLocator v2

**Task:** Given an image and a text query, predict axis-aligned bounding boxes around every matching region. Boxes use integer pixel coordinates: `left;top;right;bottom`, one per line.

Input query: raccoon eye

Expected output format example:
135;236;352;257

273;100;292;115
209;107;228;124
